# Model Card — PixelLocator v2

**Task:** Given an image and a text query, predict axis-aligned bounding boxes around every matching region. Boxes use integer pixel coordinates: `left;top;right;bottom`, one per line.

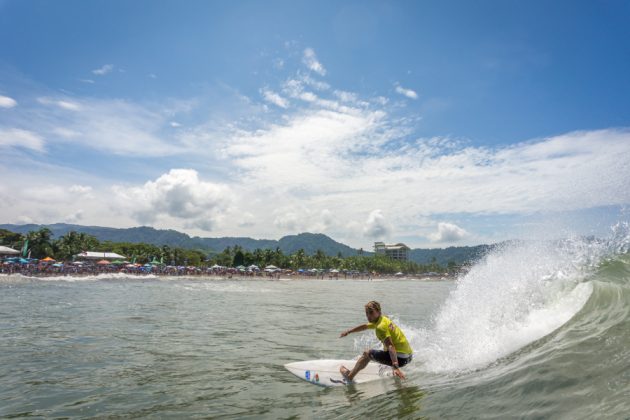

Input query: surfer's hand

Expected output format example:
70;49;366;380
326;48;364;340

392;367;406;379
339;330;348;337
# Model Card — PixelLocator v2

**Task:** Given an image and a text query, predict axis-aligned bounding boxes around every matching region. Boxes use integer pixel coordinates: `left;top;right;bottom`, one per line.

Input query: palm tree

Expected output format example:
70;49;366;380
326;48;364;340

292;248;306;270
313;249;326;268
26;228;54;259
0;229;24;248
54;231;100;261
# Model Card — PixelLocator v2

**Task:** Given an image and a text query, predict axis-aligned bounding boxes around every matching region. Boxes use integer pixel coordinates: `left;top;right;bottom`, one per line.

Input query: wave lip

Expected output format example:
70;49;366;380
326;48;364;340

416;239;599;374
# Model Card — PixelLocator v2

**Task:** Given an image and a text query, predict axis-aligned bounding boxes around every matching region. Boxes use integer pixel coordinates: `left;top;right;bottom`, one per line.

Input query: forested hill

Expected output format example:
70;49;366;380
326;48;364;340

0;224;361;257
0;223;489;265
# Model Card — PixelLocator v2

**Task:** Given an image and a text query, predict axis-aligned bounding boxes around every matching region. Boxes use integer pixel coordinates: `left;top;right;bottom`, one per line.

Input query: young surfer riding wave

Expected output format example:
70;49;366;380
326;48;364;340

339;301;413;381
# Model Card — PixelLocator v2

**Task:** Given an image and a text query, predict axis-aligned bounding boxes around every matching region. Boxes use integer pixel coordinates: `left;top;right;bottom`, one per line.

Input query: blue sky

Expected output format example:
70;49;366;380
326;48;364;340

0;0;629;248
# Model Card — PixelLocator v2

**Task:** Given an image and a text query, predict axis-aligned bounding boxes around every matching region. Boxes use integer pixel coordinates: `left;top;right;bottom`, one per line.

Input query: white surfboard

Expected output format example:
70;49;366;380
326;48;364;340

284;359;394;387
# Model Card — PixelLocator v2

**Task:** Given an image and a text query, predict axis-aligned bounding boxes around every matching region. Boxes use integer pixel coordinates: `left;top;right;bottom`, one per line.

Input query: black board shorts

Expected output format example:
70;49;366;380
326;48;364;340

369;349;413;367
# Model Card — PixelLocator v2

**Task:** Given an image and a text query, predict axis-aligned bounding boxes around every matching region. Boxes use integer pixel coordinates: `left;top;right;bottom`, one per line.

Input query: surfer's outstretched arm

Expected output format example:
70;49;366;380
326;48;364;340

339;324;368;337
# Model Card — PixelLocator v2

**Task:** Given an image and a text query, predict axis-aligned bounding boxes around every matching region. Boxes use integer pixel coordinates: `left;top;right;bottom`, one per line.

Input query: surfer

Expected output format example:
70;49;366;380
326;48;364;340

339;301;413;381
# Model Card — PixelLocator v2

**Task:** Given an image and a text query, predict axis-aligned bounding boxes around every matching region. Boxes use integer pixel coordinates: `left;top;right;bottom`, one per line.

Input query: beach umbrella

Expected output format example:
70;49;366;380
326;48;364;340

265;265;278;270
96;260;110;265
72;261;84;265
41;256;55;262
111;260;125;265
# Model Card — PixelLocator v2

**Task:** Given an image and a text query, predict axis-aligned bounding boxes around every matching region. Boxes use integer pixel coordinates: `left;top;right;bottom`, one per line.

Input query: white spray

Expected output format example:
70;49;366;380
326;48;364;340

408;235;612;373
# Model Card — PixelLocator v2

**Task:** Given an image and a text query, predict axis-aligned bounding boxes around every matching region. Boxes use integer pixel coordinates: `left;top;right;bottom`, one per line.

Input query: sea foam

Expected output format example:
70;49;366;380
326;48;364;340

411;237;601;373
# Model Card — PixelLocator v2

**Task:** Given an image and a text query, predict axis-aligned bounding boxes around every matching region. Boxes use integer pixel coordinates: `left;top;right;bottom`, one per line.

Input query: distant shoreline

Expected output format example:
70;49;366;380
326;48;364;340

0;271;455;282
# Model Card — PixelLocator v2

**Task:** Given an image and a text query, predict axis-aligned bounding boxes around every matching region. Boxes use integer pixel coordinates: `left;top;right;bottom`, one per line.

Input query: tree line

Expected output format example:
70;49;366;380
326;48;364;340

0;228;456;274
0;228;206;266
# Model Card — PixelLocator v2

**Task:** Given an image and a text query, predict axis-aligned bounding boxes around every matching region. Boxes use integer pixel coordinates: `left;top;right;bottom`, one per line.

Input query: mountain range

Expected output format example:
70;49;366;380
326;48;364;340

0;223;492;266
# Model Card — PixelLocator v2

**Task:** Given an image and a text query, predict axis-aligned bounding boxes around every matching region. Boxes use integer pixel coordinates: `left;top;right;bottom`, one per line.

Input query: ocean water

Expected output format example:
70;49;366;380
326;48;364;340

1;228;629;418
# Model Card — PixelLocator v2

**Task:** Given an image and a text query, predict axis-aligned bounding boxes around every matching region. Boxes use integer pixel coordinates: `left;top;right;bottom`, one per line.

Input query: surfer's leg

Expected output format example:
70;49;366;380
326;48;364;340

342;350;370;381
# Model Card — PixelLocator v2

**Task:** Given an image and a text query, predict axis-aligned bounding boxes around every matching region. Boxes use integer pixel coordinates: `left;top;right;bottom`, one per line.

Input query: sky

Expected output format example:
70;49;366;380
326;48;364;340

0;0;629;249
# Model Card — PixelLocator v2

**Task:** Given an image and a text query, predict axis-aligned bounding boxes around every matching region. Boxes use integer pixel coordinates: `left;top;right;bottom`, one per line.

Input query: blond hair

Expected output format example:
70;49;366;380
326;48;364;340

365;301;381;312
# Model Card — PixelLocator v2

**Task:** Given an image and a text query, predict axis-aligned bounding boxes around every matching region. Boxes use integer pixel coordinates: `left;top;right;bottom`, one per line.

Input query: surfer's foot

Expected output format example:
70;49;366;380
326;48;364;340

340;366;352;381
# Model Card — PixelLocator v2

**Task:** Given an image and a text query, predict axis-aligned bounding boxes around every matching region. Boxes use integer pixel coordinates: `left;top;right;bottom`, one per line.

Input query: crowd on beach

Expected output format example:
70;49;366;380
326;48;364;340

0;256;450;280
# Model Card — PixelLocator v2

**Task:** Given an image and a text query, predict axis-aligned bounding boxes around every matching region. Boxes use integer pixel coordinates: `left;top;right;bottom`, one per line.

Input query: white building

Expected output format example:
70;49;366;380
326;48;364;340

0;246;20;256
74;251;126;261
374;242;410;261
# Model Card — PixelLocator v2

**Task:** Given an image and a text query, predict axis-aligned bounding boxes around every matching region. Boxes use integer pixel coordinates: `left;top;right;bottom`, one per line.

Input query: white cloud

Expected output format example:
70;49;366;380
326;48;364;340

301;74;330;91
57;100;81;111
261;88;289;108
395;83;418;99
0;128;44;151
298;91;318;102
272;206;338;233
112;169;231;231
170;121;182;128
16;215;34;224
429;222;469;242
64;209;84;223
302;48;326;76
274;210;300;231
363;209;391;239
69;185;92;194
92;64;114;75
273;58;285;69
0;158;127;228
76;102;174;155
219;99;630;244
282;78;304;98
148;73;158;79
53;127;81;138
334;90;358;102
320;209;334;230
79;79;95;84
0;95;17;108
26;96;178;156
37;97;81;111
222;105;392;193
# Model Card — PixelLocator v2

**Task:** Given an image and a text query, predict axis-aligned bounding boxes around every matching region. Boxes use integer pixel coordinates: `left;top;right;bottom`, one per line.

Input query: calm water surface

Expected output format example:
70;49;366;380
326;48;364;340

1;278;449;418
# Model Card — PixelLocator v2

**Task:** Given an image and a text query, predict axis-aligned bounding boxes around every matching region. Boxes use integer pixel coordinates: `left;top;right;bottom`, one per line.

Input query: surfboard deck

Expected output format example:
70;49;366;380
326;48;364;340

284;359;394;387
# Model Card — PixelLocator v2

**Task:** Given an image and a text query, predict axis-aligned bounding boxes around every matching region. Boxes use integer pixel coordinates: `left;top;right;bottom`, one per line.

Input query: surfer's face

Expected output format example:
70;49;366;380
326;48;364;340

365;307;380;322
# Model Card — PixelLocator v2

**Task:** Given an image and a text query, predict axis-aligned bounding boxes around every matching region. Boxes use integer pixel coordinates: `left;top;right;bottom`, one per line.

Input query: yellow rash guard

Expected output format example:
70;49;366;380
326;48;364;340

367;315;413;355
